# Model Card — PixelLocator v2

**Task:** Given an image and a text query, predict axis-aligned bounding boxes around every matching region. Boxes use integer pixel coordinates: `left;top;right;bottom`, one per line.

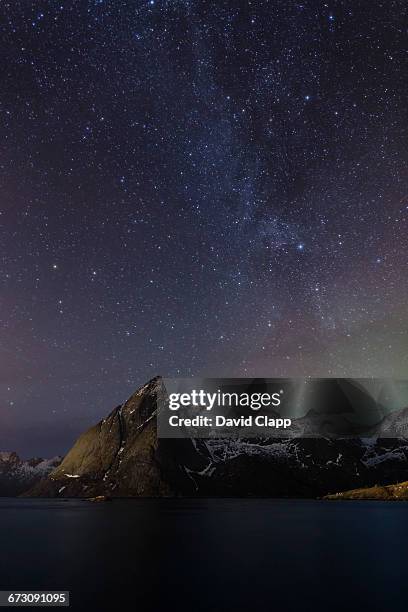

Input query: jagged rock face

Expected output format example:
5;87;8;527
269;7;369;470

29;378;173;497
25;378;408;498
0;451;61;496
28;378;207;497
371;406;408;437
194;437;408;497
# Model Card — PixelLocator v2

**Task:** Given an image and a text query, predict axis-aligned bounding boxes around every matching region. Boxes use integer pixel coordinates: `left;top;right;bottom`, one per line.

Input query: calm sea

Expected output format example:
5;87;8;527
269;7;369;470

0;498;407;611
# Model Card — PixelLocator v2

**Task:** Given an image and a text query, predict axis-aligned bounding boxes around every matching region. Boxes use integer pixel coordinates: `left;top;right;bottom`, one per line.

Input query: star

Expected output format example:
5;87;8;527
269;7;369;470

1;0;406;456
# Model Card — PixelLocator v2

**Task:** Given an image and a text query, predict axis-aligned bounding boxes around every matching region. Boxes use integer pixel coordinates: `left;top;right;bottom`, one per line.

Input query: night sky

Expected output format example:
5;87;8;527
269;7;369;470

1;1;408;457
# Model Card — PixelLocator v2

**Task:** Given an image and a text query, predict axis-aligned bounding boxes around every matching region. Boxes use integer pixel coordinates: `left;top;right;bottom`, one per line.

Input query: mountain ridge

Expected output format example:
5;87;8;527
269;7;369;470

22;376;408;498
0;451;61;496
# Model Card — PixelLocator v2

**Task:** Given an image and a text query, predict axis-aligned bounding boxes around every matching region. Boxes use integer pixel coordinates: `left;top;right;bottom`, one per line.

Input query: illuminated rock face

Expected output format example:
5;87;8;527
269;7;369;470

26;377;209;498
23;377;408;499
325;481;408;500
27;378;174;497
0;451;61;496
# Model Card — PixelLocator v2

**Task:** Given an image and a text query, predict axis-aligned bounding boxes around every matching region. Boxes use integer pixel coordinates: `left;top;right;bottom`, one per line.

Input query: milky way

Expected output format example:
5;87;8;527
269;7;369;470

1;1;407;455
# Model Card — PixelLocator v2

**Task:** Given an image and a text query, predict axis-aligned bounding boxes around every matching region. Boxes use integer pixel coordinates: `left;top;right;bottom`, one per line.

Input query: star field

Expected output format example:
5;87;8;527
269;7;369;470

1;1;408;455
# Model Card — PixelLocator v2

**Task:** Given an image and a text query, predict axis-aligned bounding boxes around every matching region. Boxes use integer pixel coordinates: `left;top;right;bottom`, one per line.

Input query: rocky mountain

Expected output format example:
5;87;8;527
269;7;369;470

321;408;408;500
370;405;408;437
25;377;408;499
0;451;61;496
26;377;205;497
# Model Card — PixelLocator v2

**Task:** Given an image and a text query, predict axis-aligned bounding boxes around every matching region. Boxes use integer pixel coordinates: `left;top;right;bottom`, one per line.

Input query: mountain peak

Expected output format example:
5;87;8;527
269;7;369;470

0;451;20;464
0;452;61;496
27;376;173;497
22;378;408;500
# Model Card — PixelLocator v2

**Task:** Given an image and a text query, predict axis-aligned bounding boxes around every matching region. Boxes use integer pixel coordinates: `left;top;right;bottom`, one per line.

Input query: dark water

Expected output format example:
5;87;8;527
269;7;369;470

1;498;408;612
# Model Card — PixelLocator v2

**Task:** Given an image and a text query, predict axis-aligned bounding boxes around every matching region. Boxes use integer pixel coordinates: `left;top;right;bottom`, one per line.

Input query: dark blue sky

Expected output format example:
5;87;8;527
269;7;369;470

1;0;408;456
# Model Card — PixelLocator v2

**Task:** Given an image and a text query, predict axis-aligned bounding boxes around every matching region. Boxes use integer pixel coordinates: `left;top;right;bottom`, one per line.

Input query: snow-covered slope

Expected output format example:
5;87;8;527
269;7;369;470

0;451;61;496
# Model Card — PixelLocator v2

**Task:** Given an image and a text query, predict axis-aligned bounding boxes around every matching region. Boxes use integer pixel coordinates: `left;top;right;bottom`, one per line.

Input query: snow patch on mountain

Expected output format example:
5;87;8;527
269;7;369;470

0;452;62;496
